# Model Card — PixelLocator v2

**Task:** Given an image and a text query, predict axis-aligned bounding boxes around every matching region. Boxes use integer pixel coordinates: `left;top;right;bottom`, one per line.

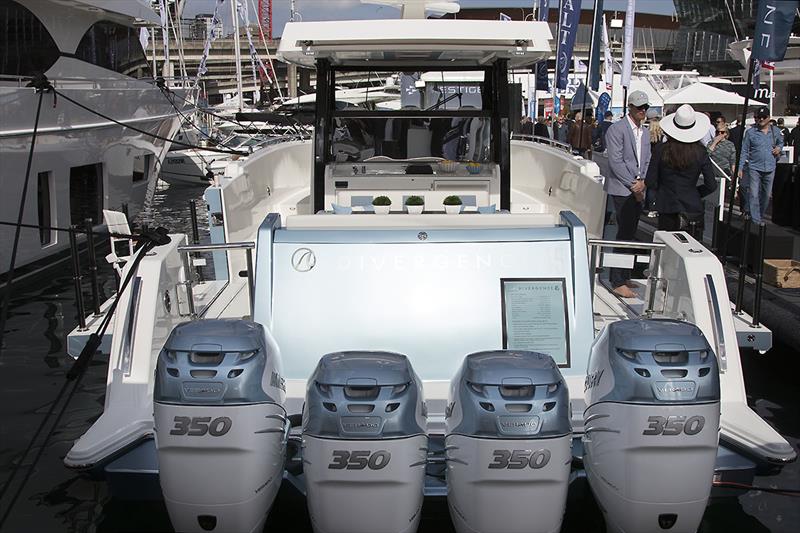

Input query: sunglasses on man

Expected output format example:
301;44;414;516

632;104;649;111
756;114;769;120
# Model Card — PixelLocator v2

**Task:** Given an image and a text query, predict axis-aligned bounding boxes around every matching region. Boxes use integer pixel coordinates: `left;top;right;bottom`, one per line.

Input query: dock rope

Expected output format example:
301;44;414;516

0;229;171;530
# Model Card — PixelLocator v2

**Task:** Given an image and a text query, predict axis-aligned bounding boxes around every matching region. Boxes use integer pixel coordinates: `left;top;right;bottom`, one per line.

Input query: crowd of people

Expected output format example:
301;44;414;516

522;92;800;299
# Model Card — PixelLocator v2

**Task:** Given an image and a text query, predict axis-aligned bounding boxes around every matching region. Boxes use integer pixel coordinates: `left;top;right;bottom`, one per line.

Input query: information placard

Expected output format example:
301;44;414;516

500;278;570;367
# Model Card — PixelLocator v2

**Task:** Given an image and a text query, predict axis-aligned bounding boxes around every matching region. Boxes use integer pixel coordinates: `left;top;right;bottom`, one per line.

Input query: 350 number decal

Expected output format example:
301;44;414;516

328;450;391;470
170;416;232;436
488;449;551;470
642;415;705;436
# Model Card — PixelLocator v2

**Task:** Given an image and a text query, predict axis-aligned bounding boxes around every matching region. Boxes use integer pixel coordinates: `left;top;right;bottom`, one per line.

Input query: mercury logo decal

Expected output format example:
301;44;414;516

291;247;316;272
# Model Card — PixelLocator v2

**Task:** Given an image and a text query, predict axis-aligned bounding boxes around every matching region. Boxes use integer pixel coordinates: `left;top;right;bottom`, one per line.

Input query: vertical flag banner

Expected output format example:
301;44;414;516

195;0;226;86
601;14;613;90
534;0;550;92
621;0;635;88
556;0;583;90
751;0;799;62
596;92;611;121
588;0;604;91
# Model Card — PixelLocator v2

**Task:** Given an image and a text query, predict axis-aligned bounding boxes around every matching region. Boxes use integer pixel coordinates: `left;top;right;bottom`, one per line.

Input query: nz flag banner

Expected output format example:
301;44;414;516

534;0;550;91
556;0;583;90
751;1;799;62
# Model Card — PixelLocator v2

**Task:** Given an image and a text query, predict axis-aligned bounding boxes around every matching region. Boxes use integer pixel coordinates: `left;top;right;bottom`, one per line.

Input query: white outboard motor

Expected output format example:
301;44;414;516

303;351;428;533
445;350;572;533
584;319;721;533
154;319;287;533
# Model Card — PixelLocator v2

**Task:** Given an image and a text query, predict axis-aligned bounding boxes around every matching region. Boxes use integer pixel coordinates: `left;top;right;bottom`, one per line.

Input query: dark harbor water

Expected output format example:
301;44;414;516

0;182;797;532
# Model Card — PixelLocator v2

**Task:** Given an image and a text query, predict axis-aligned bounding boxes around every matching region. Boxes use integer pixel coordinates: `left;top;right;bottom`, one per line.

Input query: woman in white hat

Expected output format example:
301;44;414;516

645;104;718;237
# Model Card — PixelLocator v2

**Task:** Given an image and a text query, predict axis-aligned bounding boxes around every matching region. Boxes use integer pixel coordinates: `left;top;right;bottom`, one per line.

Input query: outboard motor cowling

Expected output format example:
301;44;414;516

583;319;721;533
446;351;572;533
154;319;287;533
303;351;427;533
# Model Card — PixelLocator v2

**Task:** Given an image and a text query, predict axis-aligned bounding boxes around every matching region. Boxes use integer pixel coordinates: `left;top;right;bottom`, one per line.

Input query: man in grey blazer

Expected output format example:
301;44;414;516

604;90;652;298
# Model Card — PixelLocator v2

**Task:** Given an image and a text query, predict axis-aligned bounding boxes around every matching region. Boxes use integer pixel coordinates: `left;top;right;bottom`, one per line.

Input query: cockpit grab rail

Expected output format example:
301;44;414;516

511;133;572;154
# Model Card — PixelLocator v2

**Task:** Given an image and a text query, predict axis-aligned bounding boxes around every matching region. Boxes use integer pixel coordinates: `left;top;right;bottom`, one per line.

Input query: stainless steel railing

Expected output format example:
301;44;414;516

177;242;255;319
587;239;666;315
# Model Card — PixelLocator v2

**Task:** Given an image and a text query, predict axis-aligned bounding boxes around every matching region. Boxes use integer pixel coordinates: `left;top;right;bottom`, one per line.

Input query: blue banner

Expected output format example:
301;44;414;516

596;92;611;120
588;0;604;91
752;0;799;62
535;0;550;92
556;0;583;90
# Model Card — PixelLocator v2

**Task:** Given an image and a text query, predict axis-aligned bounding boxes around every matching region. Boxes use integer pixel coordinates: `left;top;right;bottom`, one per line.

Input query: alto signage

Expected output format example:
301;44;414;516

555;0;583;90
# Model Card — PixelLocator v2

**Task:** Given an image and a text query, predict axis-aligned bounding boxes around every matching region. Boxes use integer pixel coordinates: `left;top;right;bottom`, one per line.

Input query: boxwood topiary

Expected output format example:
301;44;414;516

372;195;392;206
443;195;463;206
405;195;424;206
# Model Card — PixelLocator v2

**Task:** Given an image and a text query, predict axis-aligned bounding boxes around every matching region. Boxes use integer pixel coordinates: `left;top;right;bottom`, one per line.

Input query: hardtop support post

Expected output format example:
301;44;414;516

492;59;511;211
313;59;332;213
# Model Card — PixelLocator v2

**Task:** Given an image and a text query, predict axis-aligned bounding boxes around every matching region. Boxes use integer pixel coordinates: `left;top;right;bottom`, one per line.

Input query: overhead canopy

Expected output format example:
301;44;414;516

278;19;553;68
662;82;765;107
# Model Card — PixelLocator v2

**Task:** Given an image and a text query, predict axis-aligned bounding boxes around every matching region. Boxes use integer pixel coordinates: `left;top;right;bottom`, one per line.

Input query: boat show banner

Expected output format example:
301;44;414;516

534;0;550;92
555;0;583;91
751;0;799;62
621;0;635;88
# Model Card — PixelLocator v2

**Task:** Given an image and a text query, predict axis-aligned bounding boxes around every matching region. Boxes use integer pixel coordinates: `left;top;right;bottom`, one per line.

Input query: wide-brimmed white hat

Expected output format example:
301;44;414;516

660;104;710;143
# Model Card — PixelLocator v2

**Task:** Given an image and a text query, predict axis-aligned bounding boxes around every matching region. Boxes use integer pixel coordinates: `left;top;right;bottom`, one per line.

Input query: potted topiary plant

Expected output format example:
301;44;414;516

405;195;425;214
443;195;463;214
372;195;392;214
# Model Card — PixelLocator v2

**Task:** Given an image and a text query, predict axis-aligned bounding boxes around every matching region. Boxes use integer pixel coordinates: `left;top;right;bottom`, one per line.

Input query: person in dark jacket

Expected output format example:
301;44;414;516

645;104;717;238
533;117;550;138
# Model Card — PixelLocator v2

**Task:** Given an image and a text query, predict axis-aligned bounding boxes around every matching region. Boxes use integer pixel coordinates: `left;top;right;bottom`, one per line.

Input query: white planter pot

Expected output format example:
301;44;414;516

444;204;462;214
373;205;391;214
406;204;424;214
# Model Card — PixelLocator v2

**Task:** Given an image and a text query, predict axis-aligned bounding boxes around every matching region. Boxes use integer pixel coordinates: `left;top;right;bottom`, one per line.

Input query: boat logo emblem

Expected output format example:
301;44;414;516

291;248;317;272
418;232;428;241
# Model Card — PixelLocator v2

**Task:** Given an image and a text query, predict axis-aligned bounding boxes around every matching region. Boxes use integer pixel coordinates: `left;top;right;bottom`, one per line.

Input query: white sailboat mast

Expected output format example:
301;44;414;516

231;0;244;111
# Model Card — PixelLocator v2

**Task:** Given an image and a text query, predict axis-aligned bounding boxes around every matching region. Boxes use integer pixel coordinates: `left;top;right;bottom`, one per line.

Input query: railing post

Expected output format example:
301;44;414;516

752;222;767;327
645;247;663;316
69;226;87;331
84;218;101;316
180;250;197;319
588;243;598;297
188;199;204;283
734;214;751;314
245;247;255;319
189;200;200;245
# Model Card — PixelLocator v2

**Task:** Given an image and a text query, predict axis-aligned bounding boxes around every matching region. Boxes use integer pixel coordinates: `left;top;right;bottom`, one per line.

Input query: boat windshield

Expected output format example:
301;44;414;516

329;70;492;163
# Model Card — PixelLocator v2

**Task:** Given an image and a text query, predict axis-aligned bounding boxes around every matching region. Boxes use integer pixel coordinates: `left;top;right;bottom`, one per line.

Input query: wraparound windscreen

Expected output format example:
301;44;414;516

501;279;570;367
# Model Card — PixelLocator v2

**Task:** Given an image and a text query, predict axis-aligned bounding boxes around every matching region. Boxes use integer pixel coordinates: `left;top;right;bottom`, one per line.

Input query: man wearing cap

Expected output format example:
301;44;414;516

738;106;784;224
603;90;652;298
